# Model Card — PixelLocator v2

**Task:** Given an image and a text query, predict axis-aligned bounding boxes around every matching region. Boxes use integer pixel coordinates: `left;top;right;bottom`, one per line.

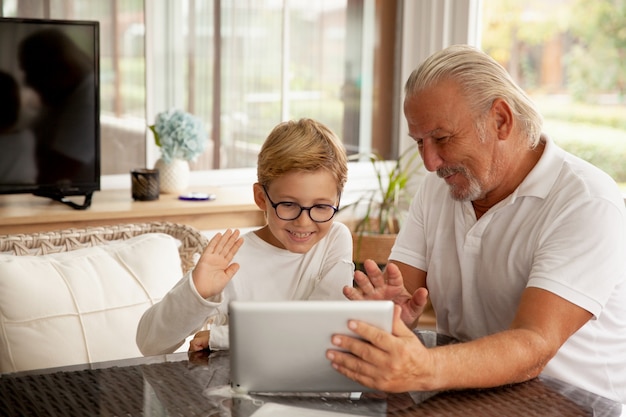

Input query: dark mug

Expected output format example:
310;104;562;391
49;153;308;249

131;168;159;201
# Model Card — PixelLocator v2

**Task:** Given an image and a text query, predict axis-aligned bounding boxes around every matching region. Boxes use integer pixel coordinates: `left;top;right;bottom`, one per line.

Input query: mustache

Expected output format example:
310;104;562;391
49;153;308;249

437;166;467;178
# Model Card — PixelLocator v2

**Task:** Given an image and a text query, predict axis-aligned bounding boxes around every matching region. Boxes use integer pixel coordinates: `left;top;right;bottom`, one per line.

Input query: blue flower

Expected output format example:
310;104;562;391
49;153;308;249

149;109;208;163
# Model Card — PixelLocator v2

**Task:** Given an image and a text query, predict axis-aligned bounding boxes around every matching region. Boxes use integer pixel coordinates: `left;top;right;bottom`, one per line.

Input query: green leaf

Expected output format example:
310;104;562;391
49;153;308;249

342;147;423;236
149;125;161;148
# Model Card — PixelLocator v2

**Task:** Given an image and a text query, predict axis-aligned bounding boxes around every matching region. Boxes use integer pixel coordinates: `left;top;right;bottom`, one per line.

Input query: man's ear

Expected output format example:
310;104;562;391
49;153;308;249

253;183;267;211
491;98;513;140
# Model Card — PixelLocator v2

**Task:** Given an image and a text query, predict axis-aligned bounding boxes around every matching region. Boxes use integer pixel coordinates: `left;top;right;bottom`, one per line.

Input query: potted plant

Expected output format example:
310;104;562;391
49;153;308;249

342;147;423;268
149;109;208;194
342;148;435;328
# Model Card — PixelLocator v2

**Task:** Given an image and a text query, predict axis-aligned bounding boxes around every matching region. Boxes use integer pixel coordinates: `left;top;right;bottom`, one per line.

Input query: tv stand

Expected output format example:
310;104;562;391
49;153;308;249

33;192;94;210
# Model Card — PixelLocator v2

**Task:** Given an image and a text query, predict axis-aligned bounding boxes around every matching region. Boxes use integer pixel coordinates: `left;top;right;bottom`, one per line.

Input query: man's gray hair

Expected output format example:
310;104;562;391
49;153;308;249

405;44;543;148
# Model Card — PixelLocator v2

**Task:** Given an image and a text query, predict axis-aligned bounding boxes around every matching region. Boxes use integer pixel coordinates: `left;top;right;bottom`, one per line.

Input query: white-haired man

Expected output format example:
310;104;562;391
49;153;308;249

327;44;626;406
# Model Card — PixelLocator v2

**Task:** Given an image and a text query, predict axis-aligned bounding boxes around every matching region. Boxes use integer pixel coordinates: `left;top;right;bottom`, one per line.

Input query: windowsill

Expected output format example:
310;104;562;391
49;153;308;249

101;161;389;207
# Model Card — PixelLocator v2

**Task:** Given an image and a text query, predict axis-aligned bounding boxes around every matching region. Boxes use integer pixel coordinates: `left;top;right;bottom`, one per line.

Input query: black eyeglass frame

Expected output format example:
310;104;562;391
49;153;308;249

262;185;339;223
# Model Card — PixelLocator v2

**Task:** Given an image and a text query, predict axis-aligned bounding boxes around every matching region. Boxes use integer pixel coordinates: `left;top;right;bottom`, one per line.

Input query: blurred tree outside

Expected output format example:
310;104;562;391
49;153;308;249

569;0;626;102
481;0;626;186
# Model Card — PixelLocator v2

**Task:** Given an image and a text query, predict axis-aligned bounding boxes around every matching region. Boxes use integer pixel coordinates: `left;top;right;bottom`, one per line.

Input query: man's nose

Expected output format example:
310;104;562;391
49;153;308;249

421;141;443;172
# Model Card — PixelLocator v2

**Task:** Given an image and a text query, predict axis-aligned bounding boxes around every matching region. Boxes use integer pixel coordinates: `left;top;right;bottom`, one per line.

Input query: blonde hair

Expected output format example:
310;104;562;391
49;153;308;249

257;118;348;194
405;44;543;148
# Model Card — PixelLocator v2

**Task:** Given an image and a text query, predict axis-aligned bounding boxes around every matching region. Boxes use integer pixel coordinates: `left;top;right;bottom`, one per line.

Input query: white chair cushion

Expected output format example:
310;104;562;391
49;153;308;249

0;233;183;373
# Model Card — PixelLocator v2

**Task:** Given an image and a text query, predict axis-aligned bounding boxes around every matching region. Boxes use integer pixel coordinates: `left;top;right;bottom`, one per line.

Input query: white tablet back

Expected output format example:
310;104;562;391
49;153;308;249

229;300;394;394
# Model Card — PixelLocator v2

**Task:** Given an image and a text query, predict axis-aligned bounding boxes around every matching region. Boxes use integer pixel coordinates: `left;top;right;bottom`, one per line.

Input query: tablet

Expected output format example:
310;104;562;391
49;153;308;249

228;300;394;394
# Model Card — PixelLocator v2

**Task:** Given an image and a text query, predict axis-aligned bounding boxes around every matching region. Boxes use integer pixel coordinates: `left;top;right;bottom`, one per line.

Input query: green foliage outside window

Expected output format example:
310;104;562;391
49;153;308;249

482;0;626;185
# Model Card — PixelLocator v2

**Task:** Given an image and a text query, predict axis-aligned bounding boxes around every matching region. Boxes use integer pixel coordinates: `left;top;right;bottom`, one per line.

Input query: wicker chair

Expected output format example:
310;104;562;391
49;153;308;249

0;221;208;274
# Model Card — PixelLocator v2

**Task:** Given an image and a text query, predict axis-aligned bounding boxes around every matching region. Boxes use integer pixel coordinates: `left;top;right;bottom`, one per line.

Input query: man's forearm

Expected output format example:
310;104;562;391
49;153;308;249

424;328;551;392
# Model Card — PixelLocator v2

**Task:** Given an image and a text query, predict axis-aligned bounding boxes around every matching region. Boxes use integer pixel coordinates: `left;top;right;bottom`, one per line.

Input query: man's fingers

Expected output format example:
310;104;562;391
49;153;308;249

353;269;375;292
327;307;425;392
412;287;429;309
384;262;404;286
326;334;382;388
343;285;364;300
327;350;379;389
362;259;386;288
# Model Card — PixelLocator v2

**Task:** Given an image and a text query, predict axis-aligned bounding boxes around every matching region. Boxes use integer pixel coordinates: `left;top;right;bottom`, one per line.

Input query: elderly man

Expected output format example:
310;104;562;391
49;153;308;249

327;44;626;405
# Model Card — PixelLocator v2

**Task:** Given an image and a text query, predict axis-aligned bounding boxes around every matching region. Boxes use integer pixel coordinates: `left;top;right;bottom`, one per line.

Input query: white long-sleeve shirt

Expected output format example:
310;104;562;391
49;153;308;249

136;222;355;355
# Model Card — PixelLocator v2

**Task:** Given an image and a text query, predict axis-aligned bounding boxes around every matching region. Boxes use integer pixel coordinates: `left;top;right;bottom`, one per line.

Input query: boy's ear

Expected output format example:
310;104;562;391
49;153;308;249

253;183;267;211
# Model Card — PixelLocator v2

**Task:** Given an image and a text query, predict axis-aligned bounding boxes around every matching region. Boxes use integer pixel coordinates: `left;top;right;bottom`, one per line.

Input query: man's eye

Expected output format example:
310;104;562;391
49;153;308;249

434;136;449;143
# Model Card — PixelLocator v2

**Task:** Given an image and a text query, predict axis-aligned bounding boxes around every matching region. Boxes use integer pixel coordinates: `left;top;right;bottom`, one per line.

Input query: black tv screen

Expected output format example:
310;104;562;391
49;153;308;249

0;17;100;209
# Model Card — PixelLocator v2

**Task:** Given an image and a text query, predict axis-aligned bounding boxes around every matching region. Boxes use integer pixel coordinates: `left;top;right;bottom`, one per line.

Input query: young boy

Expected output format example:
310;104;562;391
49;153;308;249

136;118;354;355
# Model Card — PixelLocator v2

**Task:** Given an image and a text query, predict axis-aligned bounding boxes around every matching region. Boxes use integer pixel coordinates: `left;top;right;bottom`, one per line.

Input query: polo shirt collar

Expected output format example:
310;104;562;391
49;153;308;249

513;133;564;201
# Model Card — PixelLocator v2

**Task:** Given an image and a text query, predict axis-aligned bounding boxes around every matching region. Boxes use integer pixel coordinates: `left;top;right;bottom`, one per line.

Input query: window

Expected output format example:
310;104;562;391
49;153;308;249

149;0;372;170
481;0;626;188
5;0;402;178
147;0;401;171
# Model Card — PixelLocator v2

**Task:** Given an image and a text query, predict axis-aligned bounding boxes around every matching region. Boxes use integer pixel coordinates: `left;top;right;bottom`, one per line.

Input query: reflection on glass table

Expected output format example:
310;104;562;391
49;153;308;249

0;331;621;417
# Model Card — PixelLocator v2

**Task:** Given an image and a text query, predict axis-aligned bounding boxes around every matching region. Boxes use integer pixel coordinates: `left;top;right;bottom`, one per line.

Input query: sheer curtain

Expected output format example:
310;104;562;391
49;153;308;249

146;0;371;171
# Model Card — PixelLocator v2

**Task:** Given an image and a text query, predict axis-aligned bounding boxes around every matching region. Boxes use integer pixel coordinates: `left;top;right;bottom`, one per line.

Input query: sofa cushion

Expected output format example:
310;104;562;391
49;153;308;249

0;233;183;373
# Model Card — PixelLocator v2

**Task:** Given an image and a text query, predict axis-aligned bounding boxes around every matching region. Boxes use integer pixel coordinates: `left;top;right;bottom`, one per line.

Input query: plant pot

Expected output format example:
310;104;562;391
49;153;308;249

351;232;397;267
344;218;397;266
154;158;190;194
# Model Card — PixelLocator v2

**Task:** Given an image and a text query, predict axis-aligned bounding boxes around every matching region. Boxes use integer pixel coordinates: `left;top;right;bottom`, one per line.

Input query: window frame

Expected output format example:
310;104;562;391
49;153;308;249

103;0;480;193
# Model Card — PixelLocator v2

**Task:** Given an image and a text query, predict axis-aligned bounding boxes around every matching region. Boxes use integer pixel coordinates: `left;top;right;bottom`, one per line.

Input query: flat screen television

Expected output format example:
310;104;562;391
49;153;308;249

0;17;100;210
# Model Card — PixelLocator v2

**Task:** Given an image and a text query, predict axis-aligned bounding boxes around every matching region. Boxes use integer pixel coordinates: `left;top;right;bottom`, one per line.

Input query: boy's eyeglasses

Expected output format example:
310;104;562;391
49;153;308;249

262;185;338;223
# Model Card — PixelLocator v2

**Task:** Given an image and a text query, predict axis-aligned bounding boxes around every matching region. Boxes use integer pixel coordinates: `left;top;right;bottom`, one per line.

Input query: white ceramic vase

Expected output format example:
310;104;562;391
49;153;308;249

154;158;190;194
